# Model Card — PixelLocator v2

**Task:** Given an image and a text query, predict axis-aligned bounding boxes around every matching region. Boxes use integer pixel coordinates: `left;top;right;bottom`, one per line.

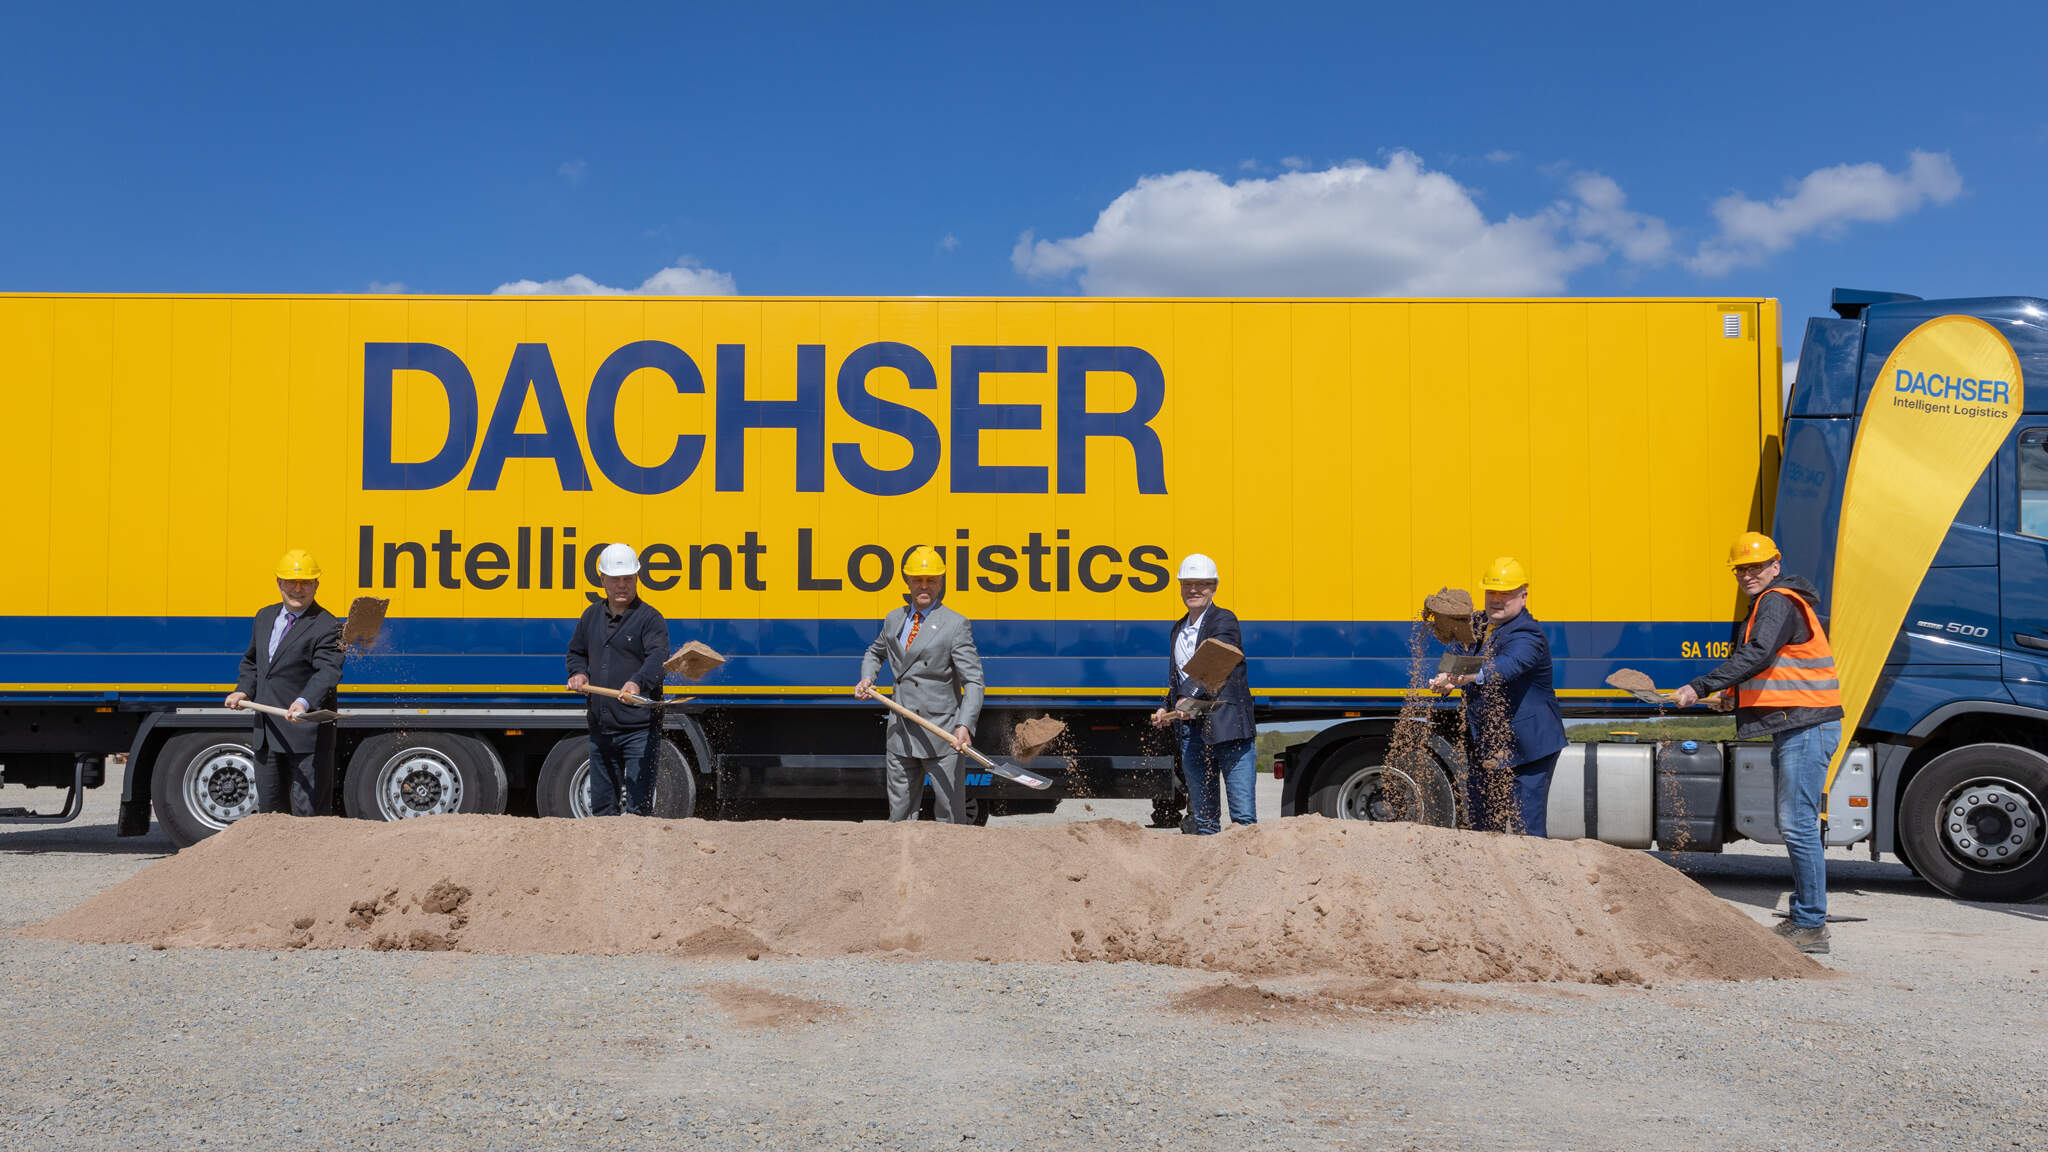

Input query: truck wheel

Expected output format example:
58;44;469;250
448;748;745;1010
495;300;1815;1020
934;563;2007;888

1306;741;1457;828
151;732;261;849
535;735;695;819
343;732;508;821
1900;743;2048;903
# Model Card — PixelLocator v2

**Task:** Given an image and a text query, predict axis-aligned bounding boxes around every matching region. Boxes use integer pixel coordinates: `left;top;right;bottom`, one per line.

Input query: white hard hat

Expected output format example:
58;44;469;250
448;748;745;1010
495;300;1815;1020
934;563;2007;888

1176;553;1219;581
596;542;641;577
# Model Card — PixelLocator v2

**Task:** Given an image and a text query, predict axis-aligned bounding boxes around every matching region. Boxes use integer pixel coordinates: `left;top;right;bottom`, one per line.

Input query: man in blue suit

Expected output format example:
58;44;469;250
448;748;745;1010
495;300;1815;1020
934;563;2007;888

1428;556;1567;836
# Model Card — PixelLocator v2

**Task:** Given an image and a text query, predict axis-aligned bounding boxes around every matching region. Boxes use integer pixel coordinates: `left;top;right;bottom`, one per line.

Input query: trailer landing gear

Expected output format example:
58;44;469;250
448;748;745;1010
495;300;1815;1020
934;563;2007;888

0;756;100;824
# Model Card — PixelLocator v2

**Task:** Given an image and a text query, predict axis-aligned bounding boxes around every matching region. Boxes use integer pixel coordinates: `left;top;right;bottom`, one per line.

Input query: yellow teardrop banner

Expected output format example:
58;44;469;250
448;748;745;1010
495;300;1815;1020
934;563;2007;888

1826;315;2023;790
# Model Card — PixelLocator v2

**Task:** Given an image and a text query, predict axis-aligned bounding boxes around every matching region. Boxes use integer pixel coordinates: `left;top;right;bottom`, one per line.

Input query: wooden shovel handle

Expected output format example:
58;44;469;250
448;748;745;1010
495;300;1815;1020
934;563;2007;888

576;684;653;708
235;700;335;723
868;692;997;770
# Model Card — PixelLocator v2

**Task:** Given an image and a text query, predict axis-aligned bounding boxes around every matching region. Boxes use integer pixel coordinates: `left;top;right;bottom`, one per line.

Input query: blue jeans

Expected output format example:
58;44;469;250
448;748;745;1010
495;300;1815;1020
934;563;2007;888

1180;731;1257;835
589;726;657;816
1774;720;1841;928
1466;751;1558;837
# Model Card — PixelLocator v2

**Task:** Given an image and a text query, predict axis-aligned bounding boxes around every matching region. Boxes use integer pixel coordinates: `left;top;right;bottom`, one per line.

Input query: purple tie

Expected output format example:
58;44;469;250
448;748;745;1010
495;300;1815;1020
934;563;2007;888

269;611;298;659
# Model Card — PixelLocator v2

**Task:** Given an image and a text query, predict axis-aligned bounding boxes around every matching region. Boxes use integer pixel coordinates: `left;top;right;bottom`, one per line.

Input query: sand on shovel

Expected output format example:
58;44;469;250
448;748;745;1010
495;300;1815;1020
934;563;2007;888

340;596;389;652
1422;588;1476;646
1605;668;1668;705
29;815;1821;986
664;641;727;681
1011;716;1067;761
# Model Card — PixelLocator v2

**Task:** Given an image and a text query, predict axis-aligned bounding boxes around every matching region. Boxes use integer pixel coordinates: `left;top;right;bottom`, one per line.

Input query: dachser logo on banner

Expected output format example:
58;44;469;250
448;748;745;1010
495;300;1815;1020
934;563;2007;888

1892;367;2014;419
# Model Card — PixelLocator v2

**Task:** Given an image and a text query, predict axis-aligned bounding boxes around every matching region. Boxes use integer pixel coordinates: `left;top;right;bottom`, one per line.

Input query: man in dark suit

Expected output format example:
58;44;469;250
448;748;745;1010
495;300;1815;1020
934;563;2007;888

225;549;345;817
567;543;672;816
1150;553;1256;835
1429;556;1567;836
855;545;984;823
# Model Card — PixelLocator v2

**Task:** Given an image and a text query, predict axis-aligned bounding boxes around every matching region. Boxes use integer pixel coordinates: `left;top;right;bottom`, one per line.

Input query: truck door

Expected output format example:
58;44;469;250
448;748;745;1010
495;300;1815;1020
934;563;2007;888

1998;426;2048;705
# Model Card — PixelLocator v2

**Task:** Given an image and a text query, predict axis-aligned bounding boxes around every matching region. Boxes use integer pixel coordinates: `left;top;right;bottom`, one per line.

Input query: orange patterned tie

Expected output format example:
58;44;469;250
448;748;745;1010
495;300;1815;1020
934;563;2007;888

906;611;923;647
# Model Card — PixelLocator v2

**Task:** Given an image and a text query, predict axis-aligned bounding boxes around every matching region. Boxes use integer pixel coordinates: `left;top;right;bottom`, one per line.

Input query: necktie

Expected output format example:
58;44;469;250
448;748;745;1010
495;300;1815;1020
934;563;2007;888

269;611;298;659
906;611;923;647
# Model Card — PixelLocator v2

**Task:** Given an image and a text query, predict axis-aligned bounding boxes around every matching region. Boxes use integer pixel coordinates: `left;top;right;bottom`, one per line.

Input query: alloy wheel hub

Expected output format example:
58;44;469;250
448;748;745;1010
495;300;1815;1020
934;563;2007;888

1941;778;2042;870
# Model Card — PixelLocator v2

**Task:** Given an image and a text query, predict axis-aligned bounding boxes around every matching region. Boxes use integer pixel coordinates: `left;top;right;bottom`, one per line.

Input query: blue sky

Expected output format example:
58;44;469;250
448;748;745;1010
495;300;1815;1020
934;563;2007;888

4;1;2043;344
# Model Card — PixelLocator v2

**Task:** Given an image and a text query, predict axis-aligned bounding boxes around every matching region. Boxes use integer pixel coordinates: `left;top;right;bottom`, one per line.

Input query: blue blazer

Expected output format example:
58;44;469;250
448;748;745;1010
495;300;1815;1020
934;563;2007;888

1163;606;1256;745
1465;610;1567;769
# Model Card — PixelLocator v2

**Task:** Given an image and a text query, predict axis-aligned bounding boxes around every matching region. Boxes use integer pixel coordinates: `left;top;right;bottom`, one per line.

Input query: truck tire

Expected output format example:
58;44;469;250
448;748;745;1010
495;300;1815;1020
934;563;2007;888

1900;743;2048;903
343;732;508;821
535;734;696;819
1305;740;1457;828
151;731;262;849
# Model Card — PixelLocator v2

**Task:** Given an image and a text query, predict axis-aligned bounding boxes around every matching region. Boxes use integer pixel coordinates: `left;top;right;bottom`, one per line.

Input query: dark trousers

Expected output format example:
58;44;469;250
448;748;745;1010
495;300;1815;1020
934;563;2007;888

254;746;327;817
590;726;657;816
1466;750;1559;837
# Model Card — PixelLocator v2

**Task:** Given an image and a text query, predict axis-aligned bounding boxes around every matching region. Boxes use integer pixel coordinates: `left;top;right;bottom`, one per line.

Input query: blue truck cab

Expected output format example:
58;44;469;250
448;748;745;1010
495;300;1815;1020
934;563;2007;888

1776;288;2048;902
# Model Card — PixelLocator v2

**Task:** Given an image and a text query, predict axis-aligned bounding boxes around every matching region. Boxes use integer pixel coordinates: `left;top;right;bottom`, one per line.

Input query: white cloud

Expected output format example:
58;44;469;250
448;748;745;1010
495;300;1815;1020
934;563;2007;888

1689;151;1962;275
493;258;737;296
1484;150;1517;164
1012;150;1965;296
1238;158;1260;172
1567;173;1672;265
1279;155;1309;171
939;233;959;252
366;281;407;294
557;159;588;186
1011;153;1637;296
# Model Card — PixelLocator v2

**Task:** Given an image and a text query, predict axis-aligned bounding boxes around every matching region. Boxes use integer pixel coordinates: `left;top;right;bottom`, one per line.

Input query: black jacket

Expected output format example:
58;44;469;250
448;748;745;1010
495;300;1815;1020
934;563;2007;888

1163;605;1256;745
236;601;344;755
1687;574;1846;739
566;599;671;731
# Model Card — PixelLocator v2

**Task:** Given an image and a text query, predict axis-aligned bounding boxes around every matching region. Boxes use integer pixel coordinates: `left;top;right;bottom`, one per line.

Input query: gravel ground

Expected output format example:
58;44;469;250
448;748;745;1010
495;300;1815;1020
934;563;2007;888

3;778;2045;1151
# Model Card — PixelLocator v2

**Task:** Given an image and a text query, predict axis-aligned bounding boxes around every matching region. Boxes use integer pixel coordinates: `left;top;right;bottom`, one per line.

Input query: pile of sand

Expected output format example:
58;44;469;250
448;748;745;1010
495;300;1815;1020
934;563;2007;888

27;815;1818;984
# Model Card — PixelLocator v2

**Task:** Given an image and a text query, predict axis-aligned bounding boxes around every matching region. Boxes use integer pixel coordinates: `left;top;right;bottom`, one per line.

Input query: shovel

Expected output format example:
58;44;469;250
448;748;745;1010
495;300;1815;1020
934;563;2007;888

235;700;340;724
867;693;1052;789
227;600;381;724
1604;668;1670;705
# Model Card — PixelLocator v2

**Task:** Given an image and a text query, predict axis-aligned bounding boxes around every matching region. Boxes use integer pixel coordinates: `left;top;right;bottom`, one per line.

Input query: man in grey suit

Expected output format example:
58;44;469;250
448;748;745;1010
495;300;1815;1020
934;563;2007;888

854;545;984;824
225;549;345;817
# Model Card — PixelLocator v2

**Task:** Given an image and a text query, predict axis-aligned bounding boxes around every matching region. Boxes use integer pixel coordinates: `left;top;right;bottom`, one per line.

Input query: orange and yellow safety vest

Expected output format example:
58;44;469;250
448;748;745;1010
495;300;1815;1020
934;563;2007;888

1736;588;1842;712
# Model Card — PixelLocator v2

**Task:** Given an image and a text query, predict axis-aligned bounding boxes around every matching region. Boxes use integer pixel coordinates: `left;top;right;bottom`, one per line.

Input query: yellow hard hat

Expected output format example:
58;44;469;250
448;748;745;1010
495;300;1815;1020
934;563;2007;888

274;549;322;580
1727;532;1781;570
1479;556;1529;592
901;545;947;578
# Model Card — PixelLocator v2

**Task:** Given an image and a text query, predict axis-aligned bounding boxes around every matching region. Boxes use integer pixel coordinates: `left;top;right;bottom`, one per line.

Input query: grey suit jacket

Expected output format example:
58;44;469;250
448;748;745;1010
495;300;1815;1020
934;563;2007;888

860;601;985;758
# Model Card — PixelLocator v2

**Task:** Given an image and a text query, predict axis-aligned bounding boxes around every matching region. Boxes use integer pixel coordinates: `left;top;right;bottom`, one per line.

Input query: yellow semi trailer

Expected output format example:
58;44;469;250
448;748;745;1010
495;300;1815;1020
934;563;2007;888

0;293;1778;846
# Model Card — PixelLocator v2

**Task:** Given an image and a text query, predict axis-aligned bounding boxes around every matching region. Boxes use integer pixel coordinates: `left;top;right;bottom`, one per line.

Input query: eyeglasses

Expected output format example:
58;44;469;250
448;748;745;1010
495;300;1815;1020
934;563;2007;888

1733;563;1774;578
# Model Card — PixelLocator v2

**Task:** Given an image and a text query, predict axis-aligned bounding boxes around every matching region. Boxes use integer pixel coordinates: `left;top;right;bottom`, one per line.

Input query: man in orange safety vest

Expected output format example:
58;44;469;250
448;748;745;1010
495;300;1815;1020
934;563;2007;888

1673;532;1844;954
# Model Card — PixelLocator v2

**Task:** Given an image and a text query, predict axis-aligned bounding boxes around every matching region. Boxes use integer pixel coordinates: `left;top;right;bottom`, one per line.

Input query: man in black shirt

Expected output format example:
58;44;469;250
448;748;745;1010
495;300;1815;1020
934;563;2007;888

566;543;672;816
